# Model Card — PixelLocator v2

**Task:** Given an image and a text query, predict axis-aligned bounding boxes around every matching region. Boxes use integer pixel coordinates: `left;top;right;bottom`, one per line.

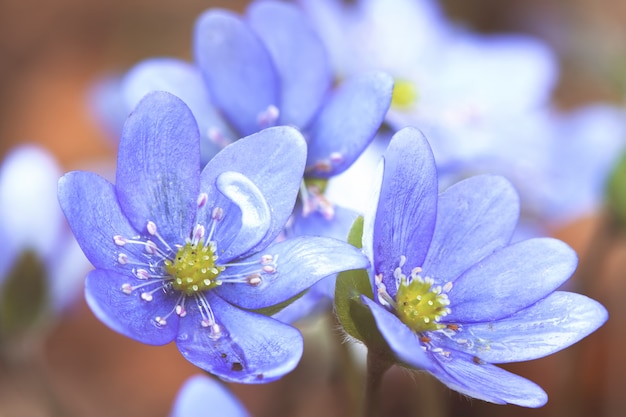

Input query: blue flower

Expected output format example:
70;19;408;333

170;375;250;417
58;91;369;383
356;128;608;406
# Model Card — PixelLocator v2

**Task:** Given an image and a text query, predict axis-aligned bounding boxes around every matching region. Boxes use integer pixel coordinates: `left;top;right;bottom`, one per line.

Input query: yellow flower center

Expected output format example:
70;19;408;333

391;79;418;109
166;242;224;295
395;273;450;333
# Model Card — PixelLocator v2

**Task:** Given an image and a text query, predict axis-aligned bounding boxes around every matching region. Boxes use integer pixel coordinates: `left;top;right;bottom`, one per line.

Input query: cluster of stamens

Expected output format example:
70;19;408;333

112;194;278;335
376;257;452;334
299;178;335;220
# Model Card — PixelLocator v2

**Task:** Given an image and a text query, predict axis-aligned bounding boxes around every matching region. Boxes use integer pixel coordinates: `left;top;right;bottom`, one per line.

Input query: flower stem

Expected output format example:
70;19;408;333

363;349;392;417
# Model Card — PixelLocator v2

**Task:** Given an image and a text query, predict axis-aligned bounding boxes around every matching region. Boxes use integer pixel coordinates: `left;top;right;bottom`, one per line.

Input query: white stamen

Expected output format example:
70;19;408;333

121;283;133;294
117;253;129;265
247;274;262;286
113;235;126;246
135;268;151;280
155;316;167;326
197;192;208;208
147;221;157;236
141;292;153;302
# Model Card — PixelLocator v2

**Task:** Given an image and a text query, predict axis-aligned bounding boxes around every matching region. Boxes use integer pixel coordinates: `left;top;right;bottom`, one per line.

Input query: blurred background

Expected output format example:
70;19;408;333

1;0;625;416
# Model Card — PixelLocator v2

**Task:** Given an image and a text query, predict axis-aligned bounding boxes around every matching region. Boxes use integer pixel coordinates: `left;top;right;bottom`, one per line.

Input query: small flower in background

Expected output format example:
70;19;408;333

0;145;89;344
59;91;369;383
336;128;608;406
170;375;250;417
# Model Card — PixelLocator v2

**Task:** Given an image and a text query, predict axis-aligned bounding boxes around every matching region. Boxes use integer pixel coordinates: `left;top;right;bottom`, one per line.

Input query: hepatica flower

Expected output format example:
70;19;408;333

58;91;369;383
341;128;608;406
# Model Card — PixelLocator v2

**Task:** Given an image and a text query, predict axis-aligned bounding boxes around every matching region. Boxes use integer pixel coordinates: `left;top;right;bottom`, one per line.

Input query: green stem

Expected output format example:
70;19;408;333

363;349;392;417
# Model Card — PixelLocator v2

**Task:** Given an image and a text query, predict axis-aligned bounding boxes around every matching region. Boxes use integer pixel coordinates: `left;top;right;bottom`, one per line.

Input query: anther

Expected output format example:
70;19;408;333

262;264;276;274
247;274;262;286
144;240;157;254
113;235;126;246
155;316;167;326
197;193;208;208
117;253;129;265
329;152;344;164
260;255;273;264
212;207;224;220
135;269;150;280
141;292;153;302
121;283;133;295
175;305;187;317
147;221;157;236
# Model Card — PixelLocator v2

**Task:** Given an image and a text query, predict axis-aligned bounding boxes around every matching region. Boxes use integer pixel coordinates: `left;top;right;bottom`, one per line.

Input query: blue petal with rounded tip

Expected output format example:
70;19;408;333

305;71;393;177
433;291;608;364
422;175;519;285
247;0;332;128
194;9;279;136
361;296;434;371
85;269;180;346
116;92;200;243
199;126;307;258
371;128;437;296
176;293;302;383
58;171;141;271
287;203;359;240
170;375;251;417
122;57;233;160
445;238;578;323
217;236;369;310
429;348;548;407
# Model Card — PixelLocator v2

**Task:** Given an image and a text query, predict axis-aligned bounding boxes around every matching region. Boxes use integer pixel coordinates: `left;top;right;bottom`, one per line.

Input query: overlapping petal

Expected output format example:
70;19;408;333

217;236;369;310
362;296;434;371
433;291;608;364
445;238;578;323
122;57;232;159
85;269;180;345
200;126;307;256
247;0;332;128
116;92;200;243
58;171;140;270
372;128;437;294
176;293;302;383
422;175;519;285
430;350;548;407
194;9;279;136
305;71;393;177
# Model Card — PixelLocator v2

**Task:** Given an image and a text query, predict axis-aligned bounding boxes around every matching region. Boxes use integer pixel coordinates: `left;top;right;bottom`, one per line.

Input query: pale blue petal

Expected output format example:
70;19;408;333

372;128;437;295
85;269;180;345
247;0;332;128
122;57;233;160
176;293;302;383
217;236;369;309
434;291;608;364
272;275;336;324
194;9;279;136
305;71;393;177
422;175;519;285
116;91;200;243
362;296;434;371
199;126;306;257
429;349;548;407
288;203;359;240
446;238;578;323
170;375;250;417
58;171;142;270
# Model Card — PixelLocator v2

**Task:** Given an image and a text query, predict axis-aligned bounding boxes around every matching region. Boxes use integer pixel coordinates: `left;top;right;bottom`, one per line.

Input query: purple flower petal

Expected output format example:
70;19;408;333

305;71;393;177
288;203;359;240
370;128;437;294
200;126;307;257
58;171;141;270
85;269;180;345
434;291;607;364
170;375;250;417
217;236;369;310
430;349;548;407
272;275;336;324
176;293;302;383
445;238;578;323
422;175;519;285
362;296;434;371
116;91;200;243
247;0;332;128
194;9;279;136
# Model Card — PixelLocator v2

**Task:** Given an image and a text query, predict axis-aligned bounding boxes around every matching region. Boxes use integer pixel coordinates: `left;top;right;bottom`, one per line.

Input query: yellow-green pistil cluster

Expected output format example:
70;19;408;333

395;274;450;333
166;242;224;295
